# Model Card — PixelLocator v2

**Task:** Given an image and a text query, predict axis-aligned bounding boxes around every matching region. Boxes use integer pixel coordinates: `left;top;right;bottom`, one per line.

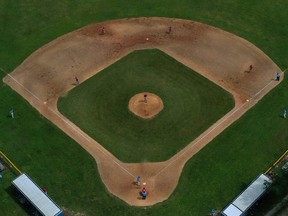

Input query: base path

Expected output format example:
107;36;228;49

3;17;282;206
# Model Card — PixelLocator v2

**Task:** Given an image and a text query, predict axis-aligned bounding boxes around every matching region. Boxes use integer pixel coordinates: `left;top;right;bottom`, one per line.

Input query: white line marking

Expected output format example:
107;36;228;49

0;68;40;102
2;65;287;179
47;106;135;178
1;68;135;178
155;103;246;177
155;73;281;177
252;80;274;99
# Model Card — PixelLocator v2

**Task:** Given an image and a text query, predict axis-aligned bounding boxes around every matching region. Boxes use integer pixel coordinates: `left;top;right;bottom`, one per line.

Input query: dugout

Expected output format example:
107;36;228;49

222;174;272;216
12;173;64;216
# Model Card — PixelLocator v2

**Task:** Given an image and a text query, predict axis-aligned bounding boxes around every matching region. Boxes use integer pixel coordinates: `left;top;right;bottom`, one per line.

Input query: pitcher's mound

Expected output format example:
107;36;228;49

129;93;164;119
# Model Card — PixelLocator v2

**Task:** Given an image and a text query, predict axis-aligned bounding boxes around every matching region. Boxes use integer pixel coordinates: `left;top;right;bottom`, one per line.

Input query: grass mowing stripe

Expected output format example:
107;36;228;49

58;49;234;162
1;67;136;178
1;1;288;215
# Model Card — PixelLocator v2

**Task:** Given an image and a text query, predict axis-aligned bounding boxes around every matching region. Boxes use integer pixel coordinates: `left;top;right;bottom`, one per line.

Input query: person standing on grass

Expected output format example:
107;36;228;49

9;108;14;118
284;109;287;119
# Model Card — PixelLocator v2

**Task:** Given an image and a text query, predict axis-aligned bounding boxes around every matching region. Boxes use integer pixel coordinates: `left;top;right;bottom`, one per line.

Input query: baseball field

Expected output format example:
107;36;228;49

1;1;288;215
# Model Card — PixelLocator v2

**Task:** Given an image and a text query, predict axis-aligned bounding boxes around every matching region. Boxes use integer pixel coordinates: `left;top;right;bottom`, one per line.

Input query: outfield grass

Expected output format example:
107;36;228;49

58;49;234;162
1;1;288;215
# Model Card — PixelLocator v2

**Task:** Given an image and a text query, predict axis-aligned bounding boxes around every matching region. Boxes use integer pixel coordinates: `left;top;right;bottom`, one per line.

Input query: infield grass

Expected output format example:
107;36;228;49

2;67;288;215
58;49;234;162
1;0;288;215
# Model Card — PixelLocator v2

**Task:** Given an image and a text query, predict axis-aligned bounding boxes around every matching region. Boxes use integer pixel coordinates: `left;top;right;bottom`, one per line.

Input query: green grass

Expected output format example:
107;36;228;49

1;0;288;215
58;49;234;162
253;163;288;215
0;169;25;215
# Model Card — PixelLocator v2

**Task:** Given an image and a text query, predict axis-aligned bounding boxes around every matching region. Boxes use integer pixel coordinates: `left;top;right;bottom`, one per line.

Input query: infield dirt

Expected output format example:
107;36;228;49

129;92;164;119
3;17;282;206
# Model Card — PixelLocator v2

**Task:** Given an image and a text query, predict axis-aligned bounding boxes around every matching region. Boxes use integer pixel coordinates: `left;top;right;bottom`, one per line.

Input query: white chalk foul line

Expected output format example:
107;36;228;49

47;106;135;178
1;68;135;178
253;70;286;99
252;79;274;99
1;68;41;102
155;73;281;177
154;103;246;177
2;65;286;179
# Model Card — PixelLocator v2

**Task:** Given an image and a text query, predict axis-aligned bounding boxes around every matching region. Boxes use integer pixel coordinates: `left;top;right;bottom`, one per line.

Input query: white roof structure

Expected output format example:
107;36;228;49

222;204;242;216
222;174;272;216
12;173;63;216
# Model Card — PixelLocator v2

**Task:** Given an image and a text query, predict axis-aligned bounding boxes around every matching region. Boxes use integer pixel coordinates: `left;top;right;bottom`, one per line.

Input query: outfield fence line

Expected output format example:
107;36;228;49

0;151;22;175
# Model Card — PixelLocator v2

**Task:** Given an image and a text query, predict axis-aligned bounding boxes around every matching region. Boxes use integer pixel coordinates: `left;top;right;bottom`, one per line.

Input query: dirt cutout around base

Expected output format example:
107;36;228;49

129;93;163;119
3;17;282;206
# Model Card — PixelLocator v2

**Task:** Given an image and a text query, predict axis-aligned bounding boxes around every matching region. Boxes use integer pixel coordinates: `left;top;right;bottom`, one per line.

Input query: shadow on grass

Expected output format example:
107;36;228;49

6;185;40;216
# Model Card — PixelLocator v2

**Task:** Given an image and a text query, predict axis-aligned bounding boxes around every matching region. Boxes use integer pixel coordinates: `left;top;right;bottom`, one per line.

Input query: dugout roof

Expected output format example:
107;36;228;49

222;174;271;216
12;173;63;216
